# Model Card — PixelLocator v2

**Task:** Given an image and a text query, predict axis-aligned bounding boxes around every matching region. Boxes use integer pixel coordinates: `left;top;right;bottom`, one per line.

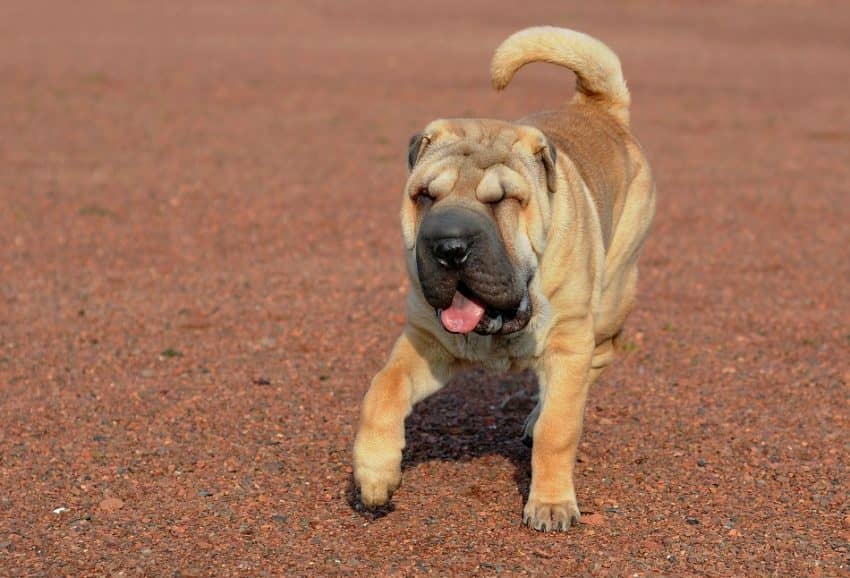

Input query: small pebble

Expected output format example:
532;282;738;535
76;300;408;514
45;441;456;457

581;513;605;526
99;497;125;513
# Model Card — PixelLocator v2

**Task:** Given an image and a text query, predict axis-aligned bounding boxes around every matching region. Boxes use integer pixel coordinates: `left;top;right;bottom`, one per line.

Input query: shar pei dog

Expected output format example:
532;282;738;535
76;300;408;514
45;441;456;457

353;26;656;531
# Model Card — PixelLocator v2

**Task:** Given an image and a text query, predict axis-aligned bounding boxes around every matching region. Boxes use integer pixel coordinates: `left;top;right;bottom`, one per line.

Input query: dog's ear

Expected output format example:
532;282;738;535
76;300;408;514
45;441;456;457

539;138;557;193
407;132;430;171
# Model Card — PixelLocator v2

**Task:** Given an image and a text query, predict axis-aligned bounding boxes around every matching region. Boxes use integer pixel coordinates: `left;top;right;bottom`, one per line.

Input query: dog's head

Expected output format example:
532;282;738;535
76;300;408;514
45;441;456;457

401;119;557;336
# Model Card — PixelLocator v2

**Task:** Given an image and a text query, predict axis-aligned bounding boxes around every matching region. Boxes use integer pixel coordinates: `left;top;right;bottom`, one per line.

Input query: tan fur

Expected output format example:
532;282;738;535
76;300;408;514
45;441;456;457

354;26;655;532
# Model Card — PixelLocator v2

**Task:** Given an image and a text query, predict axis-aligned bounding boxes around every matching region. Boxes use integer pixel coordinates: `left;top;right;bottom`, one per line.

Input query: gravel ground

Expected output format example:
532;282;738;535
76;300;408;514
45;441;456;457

1;1;848;576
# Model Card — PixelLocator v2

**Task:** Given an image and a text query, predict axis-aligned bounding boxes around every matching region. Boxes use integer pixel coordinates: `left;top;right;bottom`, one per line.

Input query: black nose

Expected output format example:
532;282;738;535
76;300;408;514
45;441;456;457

419;206;486;271
433;237;470;268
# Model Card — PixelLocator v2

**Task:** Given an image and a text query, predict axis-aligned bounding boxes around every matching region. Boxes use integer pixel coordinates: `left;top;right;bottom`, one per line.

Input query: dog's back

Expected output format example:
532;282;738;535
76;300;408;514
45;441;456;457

524;106;635;251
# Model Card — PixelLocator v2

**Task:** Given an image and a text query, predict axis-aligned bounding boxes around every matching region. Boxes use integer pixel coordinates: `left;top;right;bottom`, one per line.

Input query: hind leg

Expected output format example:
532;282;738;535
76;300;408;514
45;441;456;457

587;154;655;364
522;401;541;447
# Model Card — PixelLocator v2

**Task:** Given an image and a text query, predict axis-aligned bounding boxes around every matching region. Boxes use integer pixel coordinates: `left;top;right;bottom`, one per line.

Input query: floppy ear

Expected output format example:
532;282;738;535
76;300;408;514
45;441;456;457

540;139;557;193
407;132;429;171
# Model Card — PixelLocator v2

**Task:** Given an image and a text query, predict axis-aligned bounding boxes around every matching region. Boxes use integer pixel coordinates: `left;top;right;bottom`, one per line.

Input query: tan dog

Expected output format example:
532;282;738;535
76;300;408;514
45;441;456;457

353;26;655;531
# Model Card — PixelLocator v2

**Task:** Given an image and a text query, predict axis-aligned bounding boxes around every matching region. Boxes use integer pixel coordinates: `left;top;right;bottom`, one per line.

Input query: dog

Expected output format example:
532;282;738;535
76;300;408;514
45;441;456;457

353;26;655;531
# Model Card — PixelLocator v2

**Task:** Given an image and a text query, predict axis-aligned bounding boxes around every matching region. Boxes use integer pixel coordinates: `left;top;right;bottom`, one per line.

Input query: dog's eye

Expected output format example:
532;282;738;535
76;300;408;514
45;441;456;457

414;187;434;207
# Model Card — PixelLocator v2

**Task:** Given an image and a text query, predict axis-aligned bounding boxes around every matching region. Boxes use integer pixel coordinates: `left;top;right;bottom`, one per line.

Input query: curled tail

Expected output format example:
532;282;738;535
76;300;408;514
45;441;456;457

490;26;631;125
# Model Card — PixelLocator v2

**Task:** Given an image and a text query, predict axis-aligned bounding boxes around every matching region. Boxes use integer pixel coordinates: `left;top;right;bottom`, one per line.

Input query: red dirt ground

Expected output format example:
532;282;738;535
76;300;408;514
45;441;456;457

1;1;849;576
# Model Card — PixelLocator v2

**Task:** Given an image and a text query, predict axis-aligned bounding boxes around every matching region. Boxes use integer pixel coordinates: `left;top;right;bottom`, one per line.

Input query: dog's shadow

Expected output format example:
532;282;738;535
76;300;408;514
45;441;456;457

347;369;537;519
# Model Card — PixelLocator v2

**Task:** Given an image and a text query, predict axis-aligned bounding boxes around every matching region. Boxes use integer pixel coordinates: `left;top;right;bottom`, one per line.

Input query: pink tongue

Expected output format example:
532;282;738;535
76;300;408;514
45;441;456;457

440;291;486;334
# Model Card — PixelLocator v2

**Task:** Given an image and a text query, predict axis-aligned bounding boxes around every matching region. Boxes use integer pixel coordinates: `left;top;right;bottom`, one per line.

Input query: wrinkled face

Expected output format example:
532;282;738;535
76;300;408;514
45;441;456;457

401;119;556;336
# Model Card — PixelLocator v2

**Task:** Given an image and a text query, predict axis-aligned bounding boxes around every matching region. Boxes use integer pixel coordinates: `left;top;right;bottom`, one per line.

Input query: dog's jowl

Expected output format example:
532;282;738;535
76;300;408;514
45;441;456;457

353;26;656;532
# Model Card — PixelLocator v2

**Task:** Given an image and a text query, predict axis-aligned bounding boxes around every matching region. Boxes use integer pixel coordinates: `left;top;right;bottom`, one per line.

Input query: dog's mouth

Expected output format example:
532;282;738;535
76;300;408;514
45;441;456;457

436;282;532;336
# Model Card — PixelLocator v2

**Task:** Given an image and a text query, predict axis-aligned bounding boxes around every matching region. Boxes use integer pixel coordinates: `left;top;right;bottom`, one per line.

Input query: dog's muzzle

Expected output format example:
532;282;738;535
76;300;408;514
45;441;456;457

415;206;532;335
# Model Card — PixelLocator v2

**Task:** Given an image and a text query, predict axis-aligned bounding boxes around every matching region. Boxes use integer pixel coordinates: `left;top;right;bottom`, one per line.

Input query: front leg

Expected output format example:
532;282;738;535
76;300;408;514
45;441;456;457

524;321;594;531
353;327;454;508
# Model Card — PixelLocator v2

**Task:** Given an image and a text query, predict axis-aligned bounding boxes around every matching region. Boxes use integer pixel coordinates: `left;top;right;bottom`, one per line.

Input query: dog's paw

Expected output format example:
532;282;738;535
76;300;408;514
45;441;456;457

355;464;401;508
522;497;581;532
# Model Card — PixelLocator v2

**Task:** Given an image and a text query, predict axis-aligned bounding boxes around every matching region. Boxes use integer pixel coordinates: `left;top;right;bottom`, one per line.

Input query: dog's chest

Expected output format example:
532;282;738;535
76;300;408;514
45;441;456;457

451;331;536;372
